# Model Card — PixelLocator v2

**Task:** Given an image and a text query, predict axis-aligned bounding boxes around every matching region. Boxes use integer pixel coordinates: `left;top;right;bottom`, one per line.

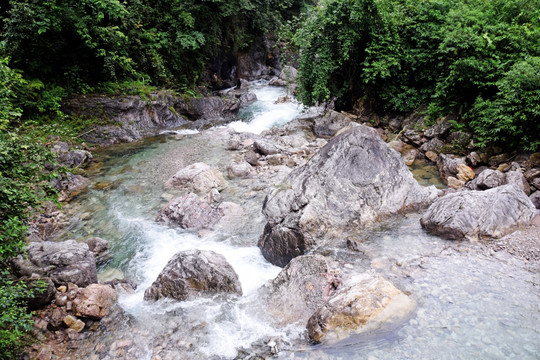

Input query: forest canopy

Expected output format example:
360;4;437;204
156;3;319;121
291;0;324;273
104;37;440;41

294;0;540;151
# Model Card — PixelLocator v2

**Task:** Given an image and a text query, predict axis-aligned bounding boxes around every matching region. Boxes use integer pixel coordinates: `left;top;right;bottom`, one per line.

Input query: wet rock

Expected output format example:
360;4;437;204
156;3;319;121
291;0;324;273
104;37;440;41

267;255;341;324
306;273;415;343
530;191;540;209
420;185;536;241
11;240;98;287
144;249;242;301
165;162;226;194
48;307;68;331
227;161;254;178
73;284;117;320
156;192;242;230
312;111;351;138
83;237;109;264
259;125;438;267
468;169;506;190
437;154;466;184
63;315;85;332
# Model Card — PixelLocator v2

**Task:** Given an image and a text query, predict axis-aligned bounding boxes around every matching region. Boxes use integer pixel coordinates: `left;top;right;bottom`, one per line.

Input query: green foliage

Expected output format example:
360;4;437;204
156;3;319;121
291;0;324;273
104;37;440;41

295;0;540;150
1;0;306;93
0;270;35;360
0;56;24;129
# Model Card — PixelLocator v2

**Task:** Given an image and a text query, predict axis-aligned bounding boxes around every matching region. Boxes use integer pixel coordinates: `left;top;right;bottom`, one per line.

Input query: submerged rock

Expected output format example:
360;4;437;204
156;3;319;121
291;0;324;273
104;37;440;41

259;125;438;267
267;255;341;325
306;273;415;343
11;240;98;287
144;249;242;301
420;184;536;240
165;162;226;194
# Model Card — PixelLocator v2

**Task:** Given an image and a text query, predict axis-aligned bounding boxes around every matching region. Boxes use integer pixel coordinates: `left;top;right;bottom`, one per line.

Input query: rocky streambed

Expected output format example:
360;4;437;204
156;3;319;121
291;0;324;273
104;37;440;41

22;83;539;359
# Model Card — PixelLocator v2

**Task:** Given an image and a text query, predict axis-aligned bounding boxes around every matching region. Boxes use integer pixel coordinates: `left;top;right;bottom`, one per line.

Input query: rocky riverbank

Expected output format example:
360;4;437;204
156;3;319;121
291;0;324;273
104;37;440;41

19;79;540;359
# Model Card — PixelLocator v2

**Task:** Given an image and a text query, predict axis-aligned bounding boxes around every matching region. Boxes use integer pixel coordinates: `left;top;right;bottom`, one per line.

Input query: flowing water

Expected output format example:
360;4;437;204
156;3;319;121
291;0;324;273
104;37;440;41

58;84;539;359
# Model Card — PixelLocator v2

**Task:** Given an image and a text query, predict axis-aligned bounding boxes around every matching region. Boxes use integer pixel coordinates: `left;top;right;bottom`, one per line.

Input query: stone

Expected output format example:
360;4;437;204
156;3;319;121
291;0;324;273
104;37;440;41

259;125;438;267
156;192;242;230
144;249;242;301
227;134;242;150
447;176;465;190
72;284;117;320
489;153;510;167
83;237;109;264
278;65;298;82
63;315;85;332
437;154;466;185
312;111;351;138
530;191;540;209
468;169;506;190
425;151;438;162
227;161;254;178
505;170;531;195
402;146;418;166
11;240;97;287
306;273;415;343
420;185;536;241
456;163;475;182
244;150;260;167
53;142;93;169
402;129;425;147
266;154;285;166
267;255;341;325
419;138;445;154
165;162;226;194
423;119;453;139
254;139;281;155
466;151;482;167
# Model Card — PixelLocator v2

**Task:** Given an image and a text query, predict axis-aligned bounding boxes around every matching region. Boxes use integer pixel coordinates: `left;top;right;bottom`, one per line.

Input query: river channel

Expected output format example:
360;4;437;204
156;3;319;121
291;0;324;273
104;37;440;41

57;83;539;359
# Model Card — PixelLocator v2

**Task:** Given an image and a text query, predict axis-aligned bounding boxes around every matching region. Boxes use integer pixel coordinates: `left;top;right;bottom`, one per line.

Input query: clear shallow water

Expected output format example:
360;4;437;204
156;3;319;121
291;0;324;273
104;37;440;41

58;85;539;359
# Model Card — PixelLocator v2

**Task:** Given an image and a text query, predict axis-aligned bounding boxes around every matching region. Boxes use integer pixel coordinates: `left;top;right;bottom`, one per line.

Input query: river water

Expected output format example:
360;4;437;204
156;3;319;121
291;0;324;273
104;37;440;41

58;83;539;359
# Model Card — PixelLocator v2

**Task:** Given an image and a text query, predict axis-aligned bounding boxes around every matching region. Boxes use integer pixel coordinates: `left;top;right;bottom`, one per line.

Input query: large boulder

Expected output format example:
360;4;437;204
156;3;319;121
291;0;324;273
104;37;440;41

144;249;242;301
266;255;341;325
306;273;415;343
467;169;506;190
72;284;117;320
11;240;97;287
259;125;438;267
156;193;243;230
165;162;226;194
420;184;536;240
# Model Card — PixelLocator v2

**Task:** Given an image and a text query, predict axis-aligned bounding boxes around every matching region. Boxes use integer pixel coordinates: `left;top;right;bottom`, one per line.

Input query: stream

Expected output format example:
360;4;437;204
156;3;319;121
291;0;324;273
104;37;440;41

57;83;539;359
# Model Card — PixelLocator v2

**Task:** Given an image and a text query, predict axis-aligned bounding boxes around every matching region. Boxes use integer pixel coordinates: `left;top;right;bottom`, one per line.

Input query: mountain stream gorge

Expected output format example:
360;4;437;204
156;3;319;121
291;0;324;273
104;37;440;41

54;83;539;359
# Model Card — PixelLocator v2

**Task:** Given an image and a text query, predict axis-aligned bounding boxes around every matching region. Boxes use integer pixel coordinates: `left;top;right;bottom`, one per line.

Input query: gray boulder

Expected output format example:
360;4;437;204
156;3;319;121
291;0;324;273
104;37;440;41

72;284;117;319
267;255;341;325
420;184;536;240
164;162;226;194
11;240;98;287
467;169;506;190
156;193;242;230
259;125;438;267
144;249;242;301
312;111;351;138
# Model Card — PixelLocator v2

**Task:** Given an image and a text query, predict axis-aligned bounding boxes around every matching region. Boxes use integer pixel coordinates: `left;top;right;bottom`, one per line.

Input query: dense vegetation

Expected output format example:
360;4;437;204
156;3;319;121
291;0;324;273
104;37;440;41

294;0;540;151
